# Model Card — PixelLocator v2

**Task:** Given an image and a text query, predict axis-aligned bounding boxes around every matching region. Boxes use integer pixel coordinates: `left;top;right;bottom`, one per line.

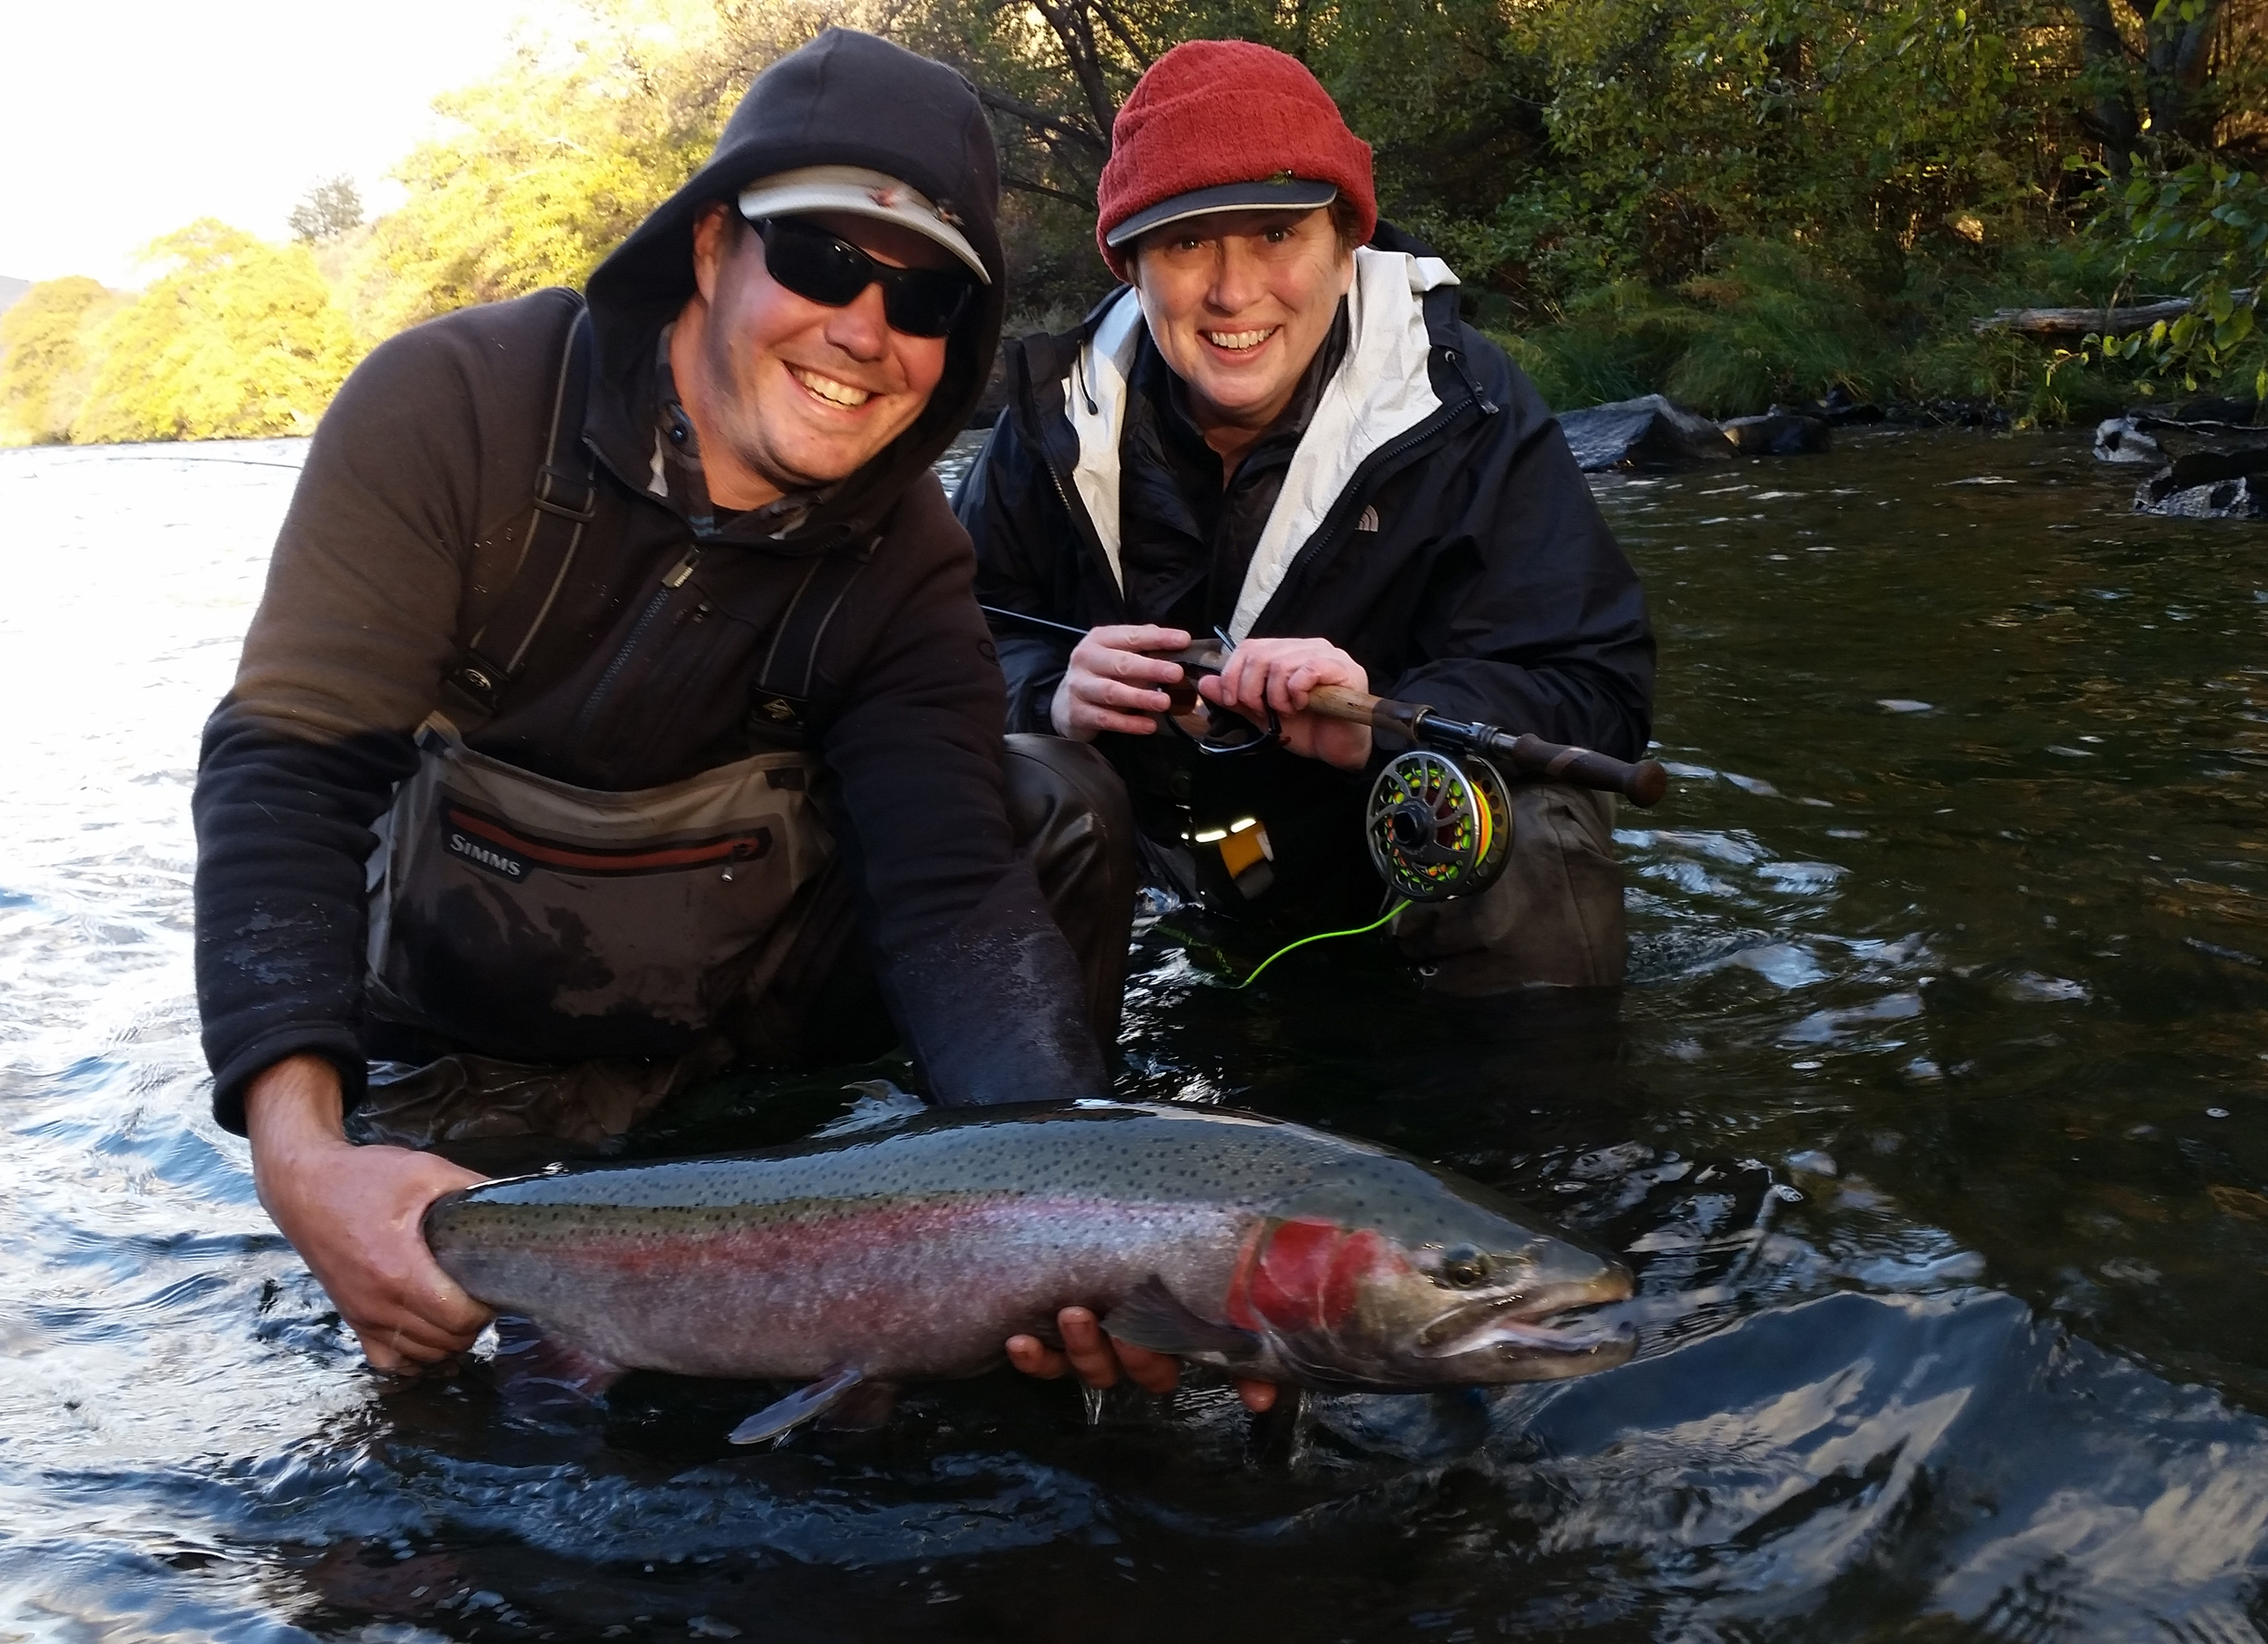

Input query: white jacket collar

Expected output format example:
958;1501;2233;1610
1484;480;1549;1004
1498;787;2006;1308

1062;246;1460;640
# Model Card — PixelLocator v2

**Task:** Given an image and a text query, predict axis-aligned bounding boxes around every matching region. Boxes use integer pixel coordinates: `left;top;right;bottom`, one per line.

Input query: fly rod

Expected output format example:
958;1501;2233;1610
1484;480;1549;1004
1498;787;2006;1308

979;606;1669;808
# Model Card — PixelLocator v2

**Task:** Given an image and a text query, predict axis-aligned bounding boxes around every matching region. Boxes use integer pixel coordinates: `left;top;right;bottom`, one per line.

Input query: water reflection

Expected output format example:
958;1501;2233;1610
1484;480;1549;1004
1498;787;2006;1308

5;431;2268;1638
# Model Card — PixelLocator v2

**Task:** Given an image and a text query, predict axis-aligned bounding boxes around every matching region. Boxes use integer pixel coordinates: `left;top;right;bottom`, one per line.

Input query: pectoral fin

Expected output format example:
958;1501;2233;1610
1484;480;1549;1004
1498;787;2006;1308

1104;1276;1263;1361
490;1316;624;1406
815;1380;900;1432
728;1363;873;1444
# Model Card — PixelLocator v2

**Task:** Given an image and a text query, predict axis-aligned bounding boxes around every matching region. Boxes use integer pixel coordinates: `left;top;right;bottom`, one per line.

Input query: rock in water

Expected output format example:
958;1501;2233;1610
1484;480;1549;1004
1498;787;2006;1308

2135;448;2268;520
1557;395;1735;471
2094;416;2165;465
1723;412;1832;456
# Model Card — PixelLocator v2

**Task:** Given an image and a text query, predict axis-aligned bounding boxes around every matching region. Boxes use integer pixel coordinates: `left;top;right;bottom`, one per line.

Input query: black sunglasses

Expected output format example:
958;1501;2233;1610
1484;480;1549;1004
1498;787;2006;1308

746;216;977;338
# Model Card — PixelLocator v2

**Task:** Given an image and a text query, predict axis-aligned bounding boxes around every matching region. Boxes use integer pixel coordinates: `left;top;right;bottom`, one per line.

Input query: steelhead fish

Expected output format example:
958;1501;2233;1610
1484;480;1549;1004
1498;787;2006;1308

423;1100;1634;1442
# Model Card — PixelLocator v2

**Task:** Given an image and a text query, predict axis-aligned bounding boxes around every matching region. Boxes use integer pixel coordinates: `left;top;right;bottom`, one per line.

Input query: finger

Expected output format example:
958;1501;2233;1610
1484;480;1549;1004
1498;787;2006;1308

1071;695;1166;737
357;1328;418;1375
1213;652;1258;715
390;1243;494;1339
1279;661;1325;712
1266;659;1308;717
1079;674;1171;713
1094;650;1185;685
1005;1335;1073;1379
1090;625;1188;658
362;1306;479;1358
1124;624;1192;651
1237;1380;1278;1413
411;1281;493;1341
355;1321;459;1372
1055;1307;1121;1388
1104;1338;1182;1394
1080;709;1161;737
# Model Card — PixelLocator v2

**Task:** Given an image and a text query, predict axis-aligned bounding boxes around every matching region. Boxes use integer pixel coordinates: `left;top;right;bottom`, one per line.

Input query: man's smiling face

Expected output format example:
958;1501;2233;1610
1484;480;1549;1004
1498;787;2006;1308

1130;206;1354;440
678;204;953;510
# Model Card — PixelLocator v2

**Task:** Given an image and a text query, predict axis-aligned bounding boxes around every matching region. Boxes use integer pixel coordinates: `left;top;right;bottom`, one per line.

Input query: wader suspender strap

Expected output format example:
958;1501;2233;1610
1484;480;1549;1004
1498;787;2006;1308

746;536;877;733
450;308;599;709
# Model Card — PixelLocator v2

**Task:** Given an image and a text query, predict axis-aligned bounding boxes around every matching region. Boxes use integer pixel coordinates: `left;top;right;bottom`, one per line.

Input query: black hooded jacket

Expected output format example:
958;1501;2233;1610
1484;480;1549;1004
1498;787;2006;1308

955;228;1655;912
192;29;1105;1129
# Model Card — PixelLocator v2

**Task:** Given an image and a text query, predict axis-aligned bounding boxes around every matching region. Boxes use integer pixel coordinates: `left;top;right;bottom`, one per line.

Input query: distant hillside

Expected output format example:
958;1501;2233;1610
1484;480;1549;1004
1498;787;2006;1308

0;276;29;315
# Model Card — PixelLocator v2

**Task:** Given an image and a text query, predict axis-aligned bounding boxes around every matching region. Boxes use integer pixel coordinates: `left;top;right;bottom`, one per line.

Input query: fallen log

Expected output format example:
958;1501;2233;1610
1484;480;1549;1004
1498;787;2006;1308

1970;292;2251;338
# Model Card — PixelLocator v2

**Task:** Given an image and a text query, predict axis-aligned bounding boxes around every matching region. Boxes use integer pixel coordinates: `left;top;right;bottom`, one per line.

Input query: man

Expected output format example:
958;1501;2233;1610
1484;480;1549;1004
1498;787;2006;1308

193;30;1155;1387
958;41;1655;989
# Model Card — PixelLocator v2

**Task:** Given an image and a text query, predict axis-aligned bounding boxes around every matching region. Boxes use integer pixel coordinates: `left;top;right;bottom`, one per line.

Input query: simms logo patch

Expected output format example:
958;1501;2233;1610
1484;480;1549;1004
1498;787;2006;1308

448;828;529;881
440;803;773;880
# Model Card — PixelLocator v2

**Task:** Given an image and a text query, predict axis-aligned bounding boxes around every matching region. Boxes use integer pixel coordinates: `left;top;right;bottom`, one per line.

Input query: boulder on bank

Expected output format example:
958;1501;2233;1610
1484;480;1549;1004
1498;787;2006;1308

1723;411;1832;455
1774;386;1882;426
2129;395;2263;435
2135;448;2268;520
1559;395;1735;471
1816;386;1885;426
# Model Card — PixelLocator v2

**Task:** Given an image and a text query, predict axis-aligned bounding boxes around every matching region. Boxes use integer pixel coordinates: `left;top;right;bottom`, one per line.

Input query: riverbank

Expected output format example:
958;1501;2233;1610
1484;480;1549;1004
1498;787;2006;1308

1480;240;2256;431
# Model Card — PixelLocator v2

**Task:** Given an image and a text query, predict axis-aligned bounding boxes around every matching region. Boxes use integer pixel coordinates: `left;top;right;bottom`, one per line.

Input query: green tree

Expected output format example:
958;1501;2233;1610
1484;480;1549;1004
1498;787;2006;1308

72;220;360;443
2092;158;2267;397
2071;0;2266;174
288;175;366;243
1512;0;2065;293
357;0;856;338
0;276;113;444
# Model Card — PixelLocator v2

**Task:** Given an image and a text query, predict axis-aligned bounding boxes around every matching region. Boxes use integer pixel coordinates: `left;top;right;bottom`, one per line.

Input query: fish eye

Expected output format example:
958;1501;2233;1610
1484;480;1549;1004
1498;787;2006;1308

1440;1244;1491;1287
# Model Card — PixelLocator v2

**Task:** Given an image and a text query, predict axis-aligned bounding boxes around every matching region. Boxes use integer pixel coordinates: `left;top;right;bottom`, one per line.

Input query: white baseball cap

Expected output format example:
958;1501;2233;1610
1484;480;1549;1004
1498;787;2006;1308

737;165;991;284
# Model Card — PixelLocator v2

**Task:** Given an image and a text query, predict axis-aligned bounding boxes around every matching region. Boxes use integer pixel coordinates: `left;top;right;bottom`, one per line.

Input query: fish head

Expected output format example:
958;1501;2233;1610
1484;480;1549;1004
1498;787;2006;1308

1226;1174;1635;1388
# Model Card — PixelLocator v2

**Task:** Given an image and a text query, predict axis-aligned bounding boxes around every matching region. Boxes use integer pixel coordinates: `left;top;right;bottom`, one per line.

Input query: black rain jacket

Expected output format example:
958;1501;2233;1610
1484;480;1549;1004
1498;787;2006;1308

192;29;1104;1130
955;226;1656;905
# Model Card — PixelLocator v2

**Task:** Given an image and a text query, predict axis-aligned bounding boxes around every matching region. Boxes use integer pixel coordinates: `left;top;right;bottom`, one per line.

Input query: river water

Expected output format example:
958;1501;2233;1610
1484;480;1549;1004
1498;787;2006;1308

3;429;2266;1640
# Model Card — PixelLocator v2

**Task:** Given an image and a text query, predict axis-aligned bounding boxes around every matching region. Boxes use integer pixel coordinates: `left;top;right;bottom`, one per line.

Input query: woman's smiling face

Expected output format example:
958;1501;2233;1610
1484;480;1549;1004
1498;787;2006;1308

1129;206;1354;441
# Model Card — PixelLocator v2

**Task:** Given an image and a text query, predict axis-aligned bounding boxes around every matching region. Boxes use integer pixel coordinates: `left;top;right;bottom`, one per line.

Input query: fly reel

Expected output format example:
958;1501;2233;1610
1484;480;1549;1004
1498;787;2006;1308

1364;749;1512;902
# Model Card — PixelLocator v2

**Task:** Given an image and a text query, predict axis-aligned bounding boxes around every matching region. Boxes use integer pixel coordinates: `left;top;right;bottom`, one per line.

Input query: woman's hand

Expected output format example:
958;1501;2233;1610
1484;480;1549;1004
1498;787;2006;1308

1050;624;1194;740
1199;637;1374;769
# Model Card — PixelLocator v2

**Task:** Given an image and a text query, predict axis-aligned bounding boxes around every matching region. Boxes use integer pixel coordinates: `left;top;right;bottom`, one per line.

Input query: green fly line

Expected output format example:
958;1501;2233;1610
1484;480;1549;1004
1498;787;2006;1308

1237;900;1407;990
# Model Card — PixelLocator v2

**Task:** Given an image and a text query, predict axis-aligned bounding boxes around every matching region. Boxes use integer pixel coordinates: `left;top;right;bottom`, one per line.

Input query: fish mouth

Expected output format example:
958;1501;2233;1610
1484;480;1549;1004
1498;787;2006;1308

1417;1276;1637;1360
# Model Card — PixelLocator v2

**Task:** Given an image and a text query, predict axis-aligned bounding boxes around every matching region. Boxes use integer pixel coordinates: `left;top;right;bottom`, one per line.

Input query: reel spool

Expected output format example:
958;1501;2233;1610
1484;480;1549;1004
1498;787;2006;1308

1364;750;1513;903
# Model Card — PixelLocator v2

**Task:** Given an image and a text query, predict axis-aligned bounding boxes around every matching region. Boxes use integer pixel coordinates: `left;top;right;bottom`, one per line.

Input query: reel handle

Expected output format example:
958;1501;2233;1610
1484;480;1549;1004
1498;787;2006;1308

1306;685;1670;808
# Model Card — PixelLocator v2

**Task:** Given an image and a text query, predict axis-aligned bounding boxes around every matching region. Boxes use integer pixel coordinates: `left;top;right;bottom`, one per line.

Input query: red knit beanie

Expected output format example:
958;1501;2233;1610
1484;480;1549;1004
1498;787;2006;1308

1094;40;1376;280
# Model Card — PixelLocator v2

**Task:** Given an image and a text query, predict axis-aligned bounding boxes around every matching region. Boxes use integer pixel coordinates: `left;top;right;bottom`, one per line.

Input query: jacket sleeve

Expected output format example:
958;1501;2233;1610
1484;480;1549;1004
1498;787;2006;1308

821;477;1106;1105
1384;343;1656;762
953;412;1077;736
192;314;523;1132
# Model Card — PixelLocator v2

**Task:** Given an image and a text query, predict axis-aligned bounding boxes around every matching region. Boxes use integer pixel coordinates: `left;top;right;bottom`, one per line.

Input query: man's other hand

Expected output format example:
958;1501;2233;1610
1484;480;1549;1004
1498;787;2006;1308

1199;636;1374;770
1050;624;1194;740
1006;1306;1277;1412
244;1054;492;1373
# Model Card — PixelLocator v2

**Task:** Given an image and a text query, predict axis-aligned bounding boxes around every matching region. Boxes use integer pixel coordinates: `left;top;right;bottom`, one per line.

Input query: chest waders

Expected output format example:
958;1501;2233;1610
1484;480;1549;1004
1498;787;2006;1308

361;308;863;1078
